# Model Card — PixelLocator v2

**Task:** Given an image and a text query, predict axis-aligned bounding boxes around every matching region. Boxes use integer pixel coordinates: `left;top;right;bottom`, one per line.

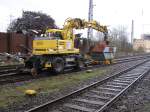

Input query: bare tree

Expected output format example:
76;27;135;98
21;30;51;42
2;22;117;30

110;25;132;53
7;11;57;32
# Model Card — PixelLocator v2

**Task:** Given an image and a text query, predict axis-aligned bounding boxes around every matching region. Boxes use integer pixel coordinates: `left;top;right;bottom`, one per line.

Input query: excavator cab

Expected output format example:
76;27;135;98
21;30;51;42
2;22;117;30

35;30;63;40
43;32;63;40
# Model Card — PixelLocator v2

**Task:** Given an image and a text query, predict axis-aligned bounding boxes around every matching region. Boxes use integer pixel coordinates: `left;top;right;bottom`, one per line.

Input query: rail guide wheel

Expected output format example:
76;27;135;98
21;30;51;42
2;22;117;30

75;57;84;70
31;68;38;77
31;60;41;77
52;57;65;73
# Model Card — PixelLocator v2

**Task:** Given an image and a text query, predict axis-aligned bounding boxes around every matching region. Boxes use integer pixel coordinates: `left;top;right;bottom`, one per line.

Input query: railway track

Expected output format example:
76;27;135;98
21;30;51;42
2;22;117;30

114;54;150;63
26;59;150;112
0;54;149;74
0;64;24;75
0;72;32;84
0;64;30;84
0;55;150;85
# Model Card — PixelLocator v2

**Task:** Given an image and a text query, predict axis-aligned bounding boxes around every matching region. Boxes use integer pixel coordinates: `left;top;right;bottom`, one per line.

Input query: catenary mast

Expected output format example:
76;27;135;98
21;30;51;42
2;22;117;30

87;0;93;46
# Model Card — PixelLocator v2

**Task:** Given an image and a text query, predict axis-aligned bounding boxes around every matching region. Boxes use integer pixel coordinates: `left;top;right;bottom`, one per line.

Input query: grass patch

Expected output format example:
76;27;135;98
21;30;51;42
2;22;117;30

0;86;25;108
0;68;107;108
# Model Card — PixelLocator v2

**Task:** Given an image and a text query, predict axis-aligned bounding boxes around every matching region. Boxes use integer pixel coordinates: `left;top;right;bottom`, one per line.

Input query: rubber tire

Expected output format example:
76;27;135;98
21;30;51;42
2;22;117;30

52;57;65;73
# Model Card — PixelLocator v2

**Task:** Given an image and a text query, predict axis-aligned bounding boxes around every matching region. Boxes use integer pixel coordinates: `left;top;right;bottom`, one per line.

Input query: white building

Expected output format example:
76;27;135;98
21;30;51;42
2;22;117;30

133;34;150;52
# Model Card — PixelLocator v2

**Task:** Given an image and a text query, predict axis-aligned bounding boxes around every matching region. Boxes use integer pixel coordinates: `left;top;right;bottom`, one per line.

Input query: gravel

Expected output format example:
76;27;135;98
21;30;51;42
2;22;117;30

0;60;146;112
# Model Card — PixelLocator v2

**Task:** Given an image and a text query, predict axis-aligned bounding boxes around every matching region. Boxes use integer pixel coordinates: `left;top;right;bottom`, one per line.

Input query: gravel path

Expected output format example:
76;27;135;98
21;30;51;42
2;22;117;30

0;60;145;112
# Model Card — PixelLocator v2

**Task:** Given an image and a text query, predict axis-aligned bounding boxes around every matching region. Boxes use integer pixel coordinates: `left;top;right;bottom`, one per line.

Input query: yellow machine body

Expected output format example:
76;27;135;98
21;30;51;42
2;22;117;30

33;39;79;55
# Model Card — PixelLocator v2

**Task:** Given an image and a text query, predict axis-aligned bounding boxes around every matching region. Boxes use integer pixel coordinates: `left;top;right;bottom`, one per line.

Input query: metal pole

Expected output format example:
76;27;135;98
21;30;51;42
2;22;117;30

87;0;93;47
131;20;134;44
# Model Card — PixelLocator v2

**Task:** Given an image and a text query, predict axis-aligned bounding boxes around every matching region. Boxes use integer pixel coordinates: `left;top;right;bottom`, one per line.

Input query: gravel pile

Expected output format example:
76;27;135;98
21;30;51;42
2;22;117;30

107;67;150;112
0;60;146;112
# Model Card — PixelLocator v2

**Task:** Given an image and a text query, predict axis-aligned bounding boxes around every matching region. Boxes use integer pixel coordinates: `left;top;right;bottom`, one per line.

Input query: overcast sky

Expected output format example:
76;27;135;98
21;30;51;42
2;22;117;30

0;0;150;39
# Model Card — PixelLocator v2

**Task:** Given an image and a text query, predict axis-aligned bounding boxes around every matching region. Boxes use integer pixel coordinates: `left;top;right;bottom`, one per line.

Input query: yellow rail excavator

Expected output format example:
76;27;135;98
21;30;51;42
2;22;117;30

25;18;113;76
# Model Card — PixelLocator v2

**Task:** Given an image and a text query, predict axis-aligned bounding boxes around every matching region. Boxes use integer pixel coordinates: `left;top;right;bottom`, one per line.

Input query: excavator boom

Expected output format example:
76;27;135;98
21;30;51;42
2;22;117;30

62;18;108;41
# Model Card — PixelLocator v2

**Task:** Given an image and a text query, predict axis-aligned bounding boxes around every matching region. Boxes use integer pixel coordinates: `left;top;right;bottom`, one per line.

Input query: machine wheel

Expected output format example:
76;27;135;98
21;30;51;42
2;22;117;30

52;57;65;73
31;60;41;77
75;57;84;70
31;68;38;77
